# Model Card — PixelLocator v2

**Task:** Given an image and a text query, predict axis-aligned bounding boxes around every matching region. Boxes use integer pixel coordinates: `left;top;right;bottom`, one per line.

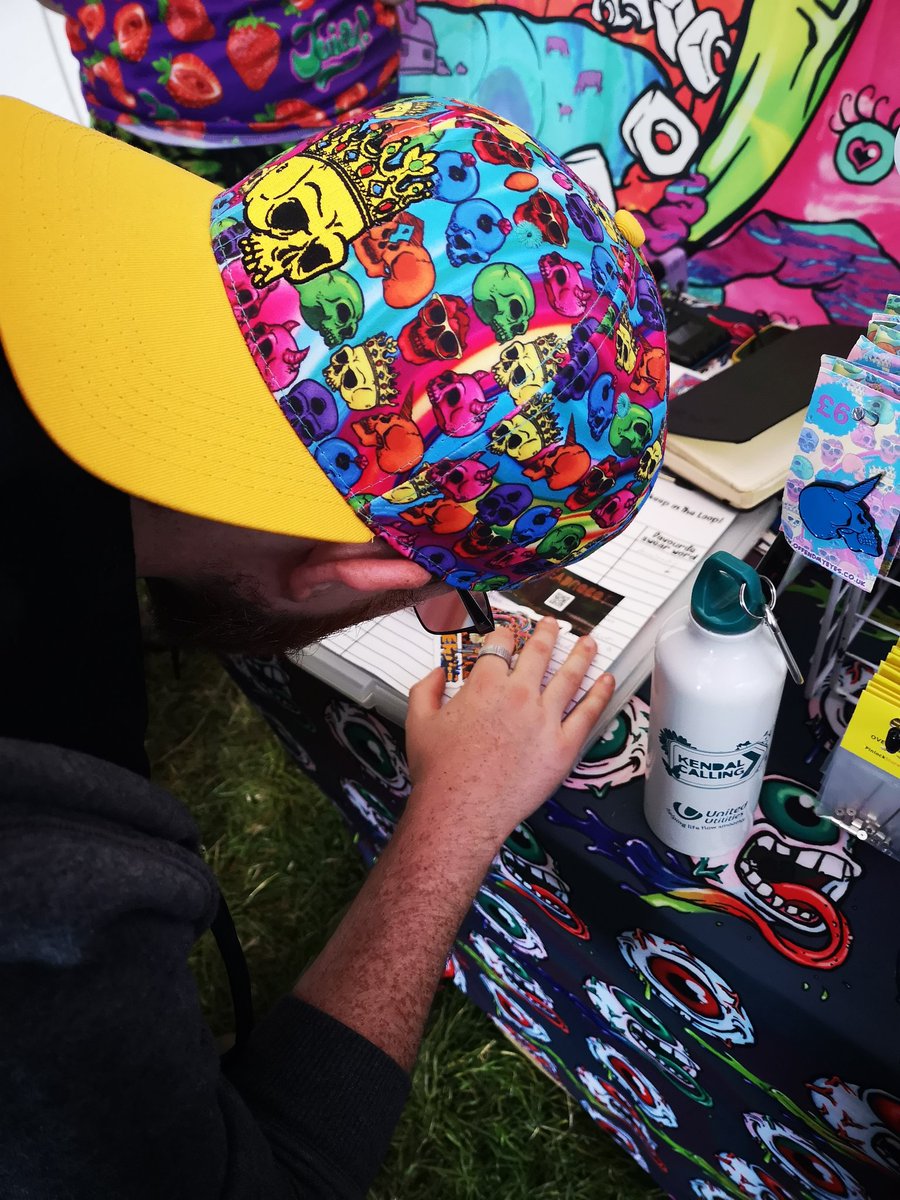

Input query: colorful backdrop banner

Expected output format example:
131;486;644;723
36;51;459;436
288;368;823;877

397;0;900;327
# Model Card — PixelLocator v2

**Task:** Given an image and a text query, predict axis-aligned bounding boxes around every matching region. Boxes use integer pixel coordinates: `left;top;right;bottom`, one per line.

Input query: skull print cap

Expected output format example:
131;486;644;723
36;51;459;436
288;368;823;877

0;97;668;590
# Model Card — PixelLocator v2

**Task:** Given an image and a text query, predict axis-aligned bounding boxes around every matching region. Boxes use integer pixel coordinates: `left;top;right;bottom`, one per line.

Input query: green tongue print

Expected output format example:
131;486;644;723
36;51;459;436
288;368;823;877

692;0;866;243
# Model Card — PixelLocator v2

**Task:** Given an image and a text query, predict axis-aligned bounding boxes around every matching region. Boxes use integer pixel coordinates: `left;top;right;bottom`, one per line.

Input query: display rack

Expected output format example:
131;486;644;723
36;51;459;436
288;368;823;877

806;561;900;858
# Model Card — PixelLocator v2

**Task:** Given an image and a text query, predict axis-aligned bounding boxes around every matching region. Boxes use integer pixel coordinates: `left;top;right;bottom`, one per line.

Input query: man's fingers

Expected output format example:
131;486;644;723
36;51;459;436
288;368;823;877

542;634;599;714
408;666;445;717
471;628;516;677
561;672;615;747
511;616;559;686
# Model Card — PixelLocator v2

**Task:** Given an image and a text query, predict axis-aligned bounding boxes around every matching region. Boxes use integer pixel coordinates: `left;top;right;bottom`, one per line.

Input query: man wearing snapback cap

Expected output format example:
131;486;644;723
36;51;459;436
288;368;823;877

0;95;666;1196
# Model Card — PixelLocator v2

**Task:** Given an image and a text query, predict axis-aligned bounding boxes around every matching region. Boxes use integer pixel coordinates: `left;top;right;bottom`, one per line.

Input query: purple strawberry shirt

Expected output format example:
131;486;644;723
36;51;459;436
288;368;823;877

59;1;400;147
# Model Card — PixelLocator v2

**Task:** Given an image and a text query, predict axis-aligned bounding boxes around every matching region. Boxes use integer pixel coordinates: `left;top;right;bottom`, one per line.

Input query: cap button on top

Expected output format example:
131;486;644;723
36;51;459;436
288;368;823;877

613;208;645;248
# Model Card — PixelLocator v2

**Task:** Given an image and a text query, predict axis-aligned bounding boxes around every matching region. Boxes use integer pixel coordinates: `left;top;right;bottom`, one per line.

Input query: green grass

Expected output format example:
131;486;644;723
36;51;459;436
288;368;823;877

144;647;666;1200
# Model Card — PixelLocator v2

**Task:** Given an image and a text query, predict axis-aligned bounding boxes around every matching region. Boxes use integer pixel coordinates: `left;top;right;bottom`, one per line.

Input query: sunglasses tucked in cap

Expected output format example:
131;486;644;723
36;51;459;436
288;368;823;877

211;95;668;591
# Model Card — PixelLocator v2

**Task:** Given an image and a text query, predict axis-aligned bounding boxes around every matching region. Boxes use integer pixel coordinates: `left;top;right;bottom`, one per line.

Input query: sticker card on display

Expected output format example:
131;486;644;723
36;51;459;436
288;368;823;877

868;318;900;354
781;355;900;591
847;335;900;376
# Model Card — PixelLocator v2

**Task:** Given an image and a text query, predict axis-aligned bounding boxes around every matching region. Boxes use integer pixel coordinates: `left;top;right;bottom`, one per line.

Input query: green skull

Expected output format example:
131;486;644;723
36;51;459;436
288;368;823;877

472;263;535;343
609;401;653;457
296;270;364;348
537;522;586;562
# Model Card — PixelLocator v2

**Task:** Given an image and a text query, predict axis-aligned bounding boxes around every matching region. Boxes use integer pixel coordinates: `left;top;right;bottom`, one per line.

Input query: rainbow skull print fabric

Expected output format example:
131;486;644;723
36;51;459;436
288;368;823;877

209;96;668;590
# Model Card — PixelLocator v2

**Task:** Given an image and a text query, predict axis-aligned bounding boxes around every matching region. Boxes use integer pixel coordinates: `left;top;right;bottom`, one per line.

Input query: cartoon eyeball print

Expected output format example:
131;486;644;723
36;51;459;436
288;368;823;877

690;1183;733;1200
474;886;546;958
498;822;569;901
809;1076;900;1174
480;974;551;1043
717;1152;794;1200
579;1101;650;1174
469;932;566;1029
618;929;754;1045
564;696;650;792
211;97;667;591
444;949;468;996
586;1037;677;1128
340;778;397;842
583;977;711;1105
324;699;410;796
744;1113;868;1200
489;1015;563;1082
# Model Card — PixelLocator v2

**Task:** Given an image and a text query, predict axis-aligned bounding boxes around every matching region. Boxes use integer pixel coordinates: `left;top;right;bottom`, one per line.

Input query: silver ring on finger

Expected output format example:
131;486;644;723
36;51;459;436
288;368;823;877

477;643;513;667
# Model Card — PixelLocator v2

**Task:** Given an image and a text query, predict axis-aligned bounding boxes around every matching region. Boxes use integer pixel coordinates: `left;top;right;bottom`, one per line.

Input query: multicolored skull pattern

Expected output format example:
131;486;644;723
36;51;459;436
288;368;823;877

211;97;667;590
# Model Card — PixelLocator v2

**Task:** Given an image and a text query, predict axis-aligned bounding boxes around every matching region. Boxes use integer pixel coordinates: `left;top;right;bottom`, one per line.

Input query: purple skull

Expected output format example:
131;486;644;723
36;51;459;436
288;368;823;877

283;379;338;442
634;271;664;333
553;317;601;403
850;425;877;451
446;199;512;266
415;545;459;574
784;477;804;504
565;193;605;242
477;483;534;526
587;372;615;438
881;434;900;464
590;240;621;300
428;454;497;501
797;426;819;454
821;438;844;469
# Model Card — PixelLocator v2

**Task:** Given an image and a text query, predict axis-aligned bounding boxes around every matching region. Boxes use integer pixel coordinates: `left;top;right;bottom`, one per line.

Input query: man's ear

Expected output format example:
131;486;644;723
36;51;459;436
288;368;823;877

287;540;433;600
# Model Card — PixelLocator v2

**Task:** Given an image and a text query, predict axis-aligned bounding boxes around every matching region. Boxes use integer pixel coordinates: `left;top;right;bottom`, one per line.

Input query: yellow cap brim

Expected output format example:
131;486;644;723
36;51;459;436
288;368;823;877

0;98;371;544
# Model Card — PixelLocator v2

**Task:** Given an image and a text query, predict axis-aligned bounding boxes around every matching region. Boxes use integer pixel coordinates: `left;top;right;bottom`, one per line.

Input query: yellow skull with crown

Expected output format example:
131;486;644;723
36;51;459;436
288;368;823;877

492;334;566;404
323;335;399;410
239;120;436;288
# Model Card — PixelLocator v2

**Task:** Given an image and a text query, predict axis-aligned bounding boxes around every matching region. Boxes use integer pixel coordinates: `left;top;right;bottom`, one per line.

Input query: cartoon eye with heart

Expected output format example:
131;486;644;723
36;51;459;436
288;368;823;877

829;85;899;186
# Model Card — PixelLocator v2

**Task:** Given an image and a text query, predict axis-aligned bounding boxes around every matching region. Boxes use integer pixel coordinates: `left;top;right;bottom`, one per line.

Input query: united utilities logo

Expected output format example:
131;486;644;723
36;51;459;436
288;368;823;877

672;801;703;820
659;729;771;790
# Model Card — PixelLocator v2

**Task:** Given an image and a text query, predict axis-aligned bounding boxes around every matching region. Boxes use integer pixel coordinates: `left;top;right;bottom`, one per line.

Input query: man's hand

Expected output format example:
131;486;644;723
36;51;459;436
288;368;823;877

406;616;614;854
295;616;613;1071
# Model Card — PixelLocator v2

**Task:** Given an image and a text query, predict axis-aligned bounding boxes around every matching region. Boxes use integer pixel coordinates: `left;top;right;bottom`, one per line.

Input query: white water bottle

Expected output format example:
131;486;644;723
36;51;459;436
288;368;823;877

644;552;787;856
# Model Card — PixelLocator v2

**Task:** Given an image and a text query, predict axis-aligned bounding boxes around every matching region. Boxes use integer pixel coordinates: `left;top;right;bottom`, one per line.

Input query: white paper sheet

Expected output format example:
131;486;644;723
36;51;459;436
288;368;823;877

313;476;737;700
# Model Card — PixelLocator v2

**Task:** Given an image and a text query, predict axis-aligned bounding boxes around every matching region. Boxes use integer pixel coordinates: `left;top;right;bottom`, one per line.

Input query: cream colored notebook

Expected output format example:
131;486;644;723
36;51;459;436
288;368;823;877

664;408;807;510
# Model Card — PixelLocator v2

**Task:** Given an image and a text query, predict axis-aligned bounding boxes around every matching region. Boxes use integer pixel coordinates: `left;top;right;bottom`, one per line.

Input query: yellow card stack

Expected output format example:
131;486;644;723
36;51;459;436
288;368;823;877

816;641;900;857
841;645;900;779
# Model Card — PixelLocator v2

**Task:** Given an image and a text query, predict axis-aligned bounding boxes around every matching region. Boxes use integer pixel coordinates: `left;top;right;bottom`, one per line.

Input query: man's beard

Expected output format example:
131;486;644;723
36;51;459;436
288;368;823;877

143;574;428;656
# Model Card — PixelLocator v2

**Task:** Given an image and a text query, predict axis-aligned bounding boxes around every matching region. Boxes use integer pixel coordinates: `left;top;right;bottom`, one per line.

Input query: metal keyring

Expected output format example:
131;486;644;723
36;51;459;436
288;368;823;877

738;575;776;621
477;643;514;667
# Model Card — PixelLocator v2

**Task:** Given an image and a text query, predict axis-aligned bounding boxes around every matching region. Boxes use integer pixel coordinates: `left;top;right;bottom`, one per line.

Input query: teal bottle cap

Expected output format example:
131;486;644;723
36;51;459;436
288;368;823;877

691;551;765;635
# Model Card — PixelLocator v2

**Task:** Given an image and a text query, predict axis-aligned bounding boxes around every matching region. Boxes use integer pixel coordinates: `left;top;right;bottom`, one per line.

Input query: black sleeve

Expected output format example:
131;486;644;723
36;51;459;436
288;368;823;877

0;738;409;1200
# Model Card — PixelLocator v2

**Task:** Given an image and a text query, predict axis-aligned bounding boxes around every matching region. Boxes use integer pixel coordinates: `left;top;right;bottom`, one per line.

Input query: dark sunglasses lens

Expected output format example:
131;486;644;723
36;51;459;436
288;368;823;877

414;591;493;634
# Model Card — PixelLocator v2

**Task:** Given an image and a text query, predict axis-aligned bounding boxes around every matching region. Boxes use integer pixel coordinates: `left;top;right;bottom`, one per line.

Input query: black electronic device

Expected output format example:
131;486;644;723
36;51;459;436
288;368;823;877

662;296;732;368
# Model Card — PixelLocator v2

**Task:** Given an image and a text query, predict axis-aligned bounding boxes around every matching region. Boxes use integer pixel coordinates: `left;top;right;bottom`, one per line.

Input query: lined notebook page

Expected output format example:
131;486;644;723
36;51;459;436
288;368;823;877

315;477;736;699
320;610;435;695
566;476;736;668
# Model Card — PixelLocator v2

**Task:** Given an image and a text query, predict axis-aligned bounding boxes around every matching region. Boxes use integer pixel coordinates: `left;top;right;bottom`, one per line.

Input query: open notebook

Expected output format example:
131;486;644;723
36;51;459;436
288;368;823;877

294;475;777;740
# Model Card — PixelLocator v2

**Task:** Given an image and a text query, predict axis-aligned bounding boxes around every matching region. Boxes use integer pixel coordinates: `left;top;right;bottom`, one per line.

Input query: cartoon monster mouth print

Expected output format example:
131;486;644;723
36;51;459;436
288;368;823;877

736;832;859;932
